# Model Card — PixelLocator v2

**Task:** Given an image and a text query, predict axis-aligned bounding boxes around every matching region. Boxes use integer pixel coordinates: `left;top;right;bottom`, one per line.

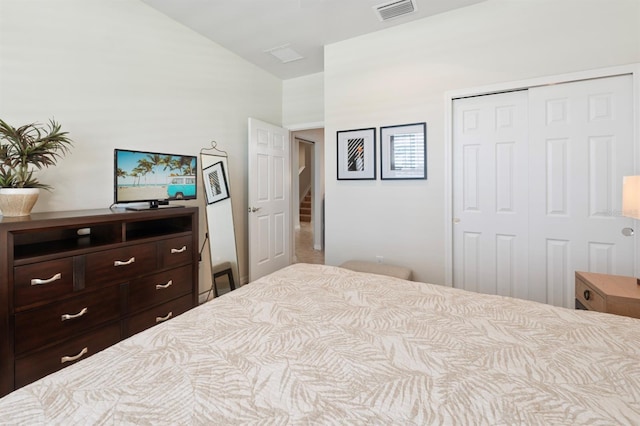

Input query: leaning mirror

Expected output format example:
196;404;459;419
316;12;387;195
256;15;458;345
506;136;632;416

200;145;239;298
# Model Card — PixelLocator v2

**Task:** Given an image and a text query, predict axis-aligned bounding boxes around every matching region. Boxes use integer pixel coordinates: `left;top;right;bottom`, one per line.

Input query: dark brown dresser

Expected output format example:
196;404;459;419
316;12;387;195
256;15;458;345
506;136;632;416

0;207;199;396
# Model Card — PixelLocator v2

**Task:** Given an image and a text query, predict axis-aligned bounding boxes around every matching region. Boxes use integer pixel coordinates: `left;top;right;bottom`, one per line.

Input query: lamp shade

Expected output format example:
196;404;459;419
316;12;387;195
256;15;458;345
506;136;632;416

622;176;640;219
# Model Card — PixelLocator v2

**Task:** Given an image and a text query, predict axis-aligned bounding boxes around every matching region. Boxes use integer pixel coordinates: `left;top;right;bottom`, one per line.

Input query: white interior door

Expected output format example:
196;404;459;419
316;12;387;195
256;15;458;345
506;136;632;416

453;75;635;308
453;90;530;299
528;75;635;306
248;117;291;282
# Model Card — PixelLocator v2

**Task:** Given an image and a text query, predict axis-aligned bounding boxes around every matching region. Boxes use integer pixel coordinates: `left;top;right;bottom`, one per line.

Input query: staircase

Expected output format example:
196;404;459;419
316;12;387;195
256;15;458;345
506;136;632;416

300;192;311;223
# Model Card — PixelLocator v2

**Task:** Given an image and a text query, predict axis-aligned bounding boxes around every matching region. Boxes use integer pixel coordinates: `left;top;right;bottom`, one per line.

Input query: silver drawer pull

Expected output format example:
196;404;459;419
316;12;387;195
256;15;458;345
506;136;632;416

156;280;173;290
61;347;88;364
170;246;187;254
31;273;62;286
114;257;135;267
156;312;173;323
61;307;88;321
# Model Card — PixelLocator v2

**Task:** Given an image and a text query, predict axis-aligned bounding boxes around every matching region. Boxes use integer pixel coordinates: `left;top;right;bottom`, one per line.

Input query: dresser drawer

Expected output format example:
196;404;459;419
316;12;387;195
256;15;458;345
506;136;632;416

125;294;193;337
14;322;121;389
129;265;193;313
14;285;121;354
575;276;605;312
14;258;75;309
85;242;157;286
159;235;193;268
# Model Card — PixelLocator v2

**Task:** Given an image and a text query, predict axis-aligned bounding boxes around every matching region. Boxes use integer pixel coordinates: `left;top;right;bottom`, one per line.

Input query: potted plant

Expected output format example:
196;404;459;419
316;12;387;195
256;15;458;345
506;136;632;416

0;118;73;216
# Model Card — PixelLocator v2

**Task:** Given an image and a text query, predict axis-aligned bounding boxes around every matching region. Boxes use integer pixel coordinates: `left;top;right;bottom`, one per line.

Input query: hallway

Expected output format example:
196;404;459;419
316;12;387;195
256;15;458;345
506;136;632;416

295;222;324;264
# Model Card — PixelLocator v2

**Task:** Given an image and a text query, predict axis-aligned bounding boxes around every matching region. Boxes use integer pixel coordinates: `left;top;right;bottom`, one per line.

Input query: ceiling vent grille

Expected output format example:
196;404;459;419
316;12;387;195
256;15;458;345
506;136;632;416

374;0;417;22
264;44;304;64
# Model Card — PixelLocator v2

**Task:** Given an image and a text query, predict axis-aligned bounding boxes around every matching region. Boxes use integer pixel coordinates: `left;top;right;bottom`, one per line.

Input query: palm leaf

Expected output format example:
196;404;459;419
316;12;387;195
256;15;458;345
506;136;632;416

0;118;73;188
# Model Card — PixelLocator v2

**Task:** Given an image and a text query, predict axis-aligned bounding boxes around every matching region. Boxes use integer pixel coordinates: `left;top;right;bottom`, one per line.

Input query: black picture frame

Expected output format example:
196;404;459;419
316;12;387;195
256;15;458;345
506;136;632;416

380;122;427;180
337;127;376;180
202;161;230;204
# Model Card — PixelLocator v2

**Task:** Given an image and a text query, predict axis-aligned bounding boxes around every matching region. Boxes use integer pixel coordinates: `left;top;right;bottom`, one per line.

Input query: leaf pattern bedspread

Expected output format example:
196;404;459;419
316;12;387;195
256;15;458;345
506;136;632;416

1;263;639;425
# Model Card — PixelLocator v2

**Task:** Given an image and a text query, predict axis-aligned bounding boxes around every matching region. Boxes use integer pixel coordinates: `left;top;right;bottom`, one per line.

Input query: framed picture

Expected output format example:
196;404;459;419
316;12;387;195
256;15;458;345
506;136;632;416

202;161;230;204
337;127;376;180
380;122;427;180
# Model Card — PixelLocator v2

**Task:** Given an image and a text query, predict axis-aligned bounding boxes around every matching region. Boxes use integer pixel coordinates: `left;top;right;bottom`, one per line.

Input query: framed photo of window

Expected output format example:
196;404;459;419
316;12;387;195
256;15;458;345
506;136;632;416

202;161;230;204
337;127;376;180
380;122;427;180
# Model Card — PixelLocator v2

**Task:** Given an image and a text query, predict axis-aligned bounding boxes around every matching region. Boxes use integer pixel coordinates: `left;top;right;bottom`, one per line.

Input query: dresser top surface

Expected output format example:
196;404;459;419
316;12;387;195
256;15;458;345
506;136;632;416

576;271;640;300
0;207;198;228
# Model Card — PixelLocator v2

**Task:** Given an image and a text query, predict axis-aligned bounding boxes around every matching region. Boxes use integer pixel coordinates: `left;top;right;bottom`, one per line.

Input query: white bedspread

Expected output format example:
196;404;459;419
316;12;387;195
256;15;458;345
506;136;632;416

1;263;639;425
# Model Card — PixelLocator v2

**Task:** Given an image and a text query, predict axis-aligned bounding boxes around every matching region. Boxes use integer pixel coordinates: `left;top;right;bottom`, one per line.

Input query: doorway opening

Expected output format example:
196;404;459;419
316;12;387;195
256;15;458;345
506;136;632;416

291;129;325;265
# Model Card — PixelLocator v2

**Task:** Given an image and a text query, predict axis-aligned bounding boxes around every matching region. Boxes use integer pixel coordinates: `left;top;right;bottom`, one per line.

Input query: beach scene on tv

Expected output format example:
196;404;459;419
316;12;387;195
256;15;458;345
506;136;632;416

116;150;197;202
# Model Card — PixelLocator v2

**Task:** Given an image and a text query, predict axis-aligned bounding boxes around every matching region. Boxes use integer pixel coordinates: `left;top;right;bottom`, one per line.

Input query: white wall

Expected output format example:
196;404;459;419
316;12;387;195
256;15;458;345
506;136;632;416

283;72;324;127
0;0;282;291
324;0;640;284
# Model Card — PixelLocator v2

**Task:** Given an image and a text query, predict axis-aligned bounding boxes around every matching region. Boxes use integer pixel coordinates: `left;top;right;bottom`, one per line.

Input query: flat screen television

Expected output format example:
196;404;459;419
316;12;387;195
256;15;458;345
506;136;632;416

114;148;197;210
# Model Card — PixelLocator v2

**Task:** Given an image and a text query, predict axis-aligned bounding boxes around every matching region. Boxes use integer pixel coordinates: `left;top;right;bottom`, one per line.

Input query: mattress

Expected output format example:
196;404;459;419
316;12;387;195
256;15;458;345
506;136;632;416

1;263;639;425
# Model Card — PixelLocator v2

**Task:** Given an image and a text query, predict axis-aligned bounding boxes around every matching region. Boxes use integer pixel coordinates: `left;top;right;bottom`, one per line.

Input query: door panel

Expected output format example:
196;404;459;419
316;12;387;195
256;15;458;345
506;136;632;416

528;75;635;307
453;90;530;299
248;118;291;282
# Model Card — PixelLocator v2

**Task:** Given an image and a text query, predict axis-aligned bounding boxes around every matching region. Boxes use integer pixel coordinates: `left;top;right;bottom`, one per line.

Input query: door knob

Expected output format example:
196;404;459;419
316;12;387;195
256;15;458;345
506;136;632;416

622;227;634;237
248;207;261;213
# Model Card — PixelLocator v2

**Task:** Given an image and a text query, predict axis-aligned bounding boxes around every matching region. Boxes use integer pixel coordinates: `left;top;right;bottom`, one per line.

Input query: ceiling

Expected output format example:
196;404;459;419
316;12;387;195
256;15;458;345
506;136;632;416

142;0;486;80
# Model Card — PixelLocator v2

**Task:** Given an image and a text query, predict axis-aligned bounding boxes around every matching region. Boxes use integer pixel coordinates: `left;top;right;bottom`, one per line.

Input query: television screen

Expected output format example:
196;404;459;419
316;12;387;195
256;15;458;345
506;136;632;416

114;149;197;209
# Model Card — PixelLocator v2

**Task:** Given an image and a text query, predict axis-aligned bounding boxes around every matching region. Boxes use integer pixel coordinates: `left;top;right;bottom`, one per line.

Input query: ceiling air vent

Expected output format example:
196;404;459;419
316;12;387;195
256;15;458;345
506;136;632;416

264;44;304;64
374;0;417;22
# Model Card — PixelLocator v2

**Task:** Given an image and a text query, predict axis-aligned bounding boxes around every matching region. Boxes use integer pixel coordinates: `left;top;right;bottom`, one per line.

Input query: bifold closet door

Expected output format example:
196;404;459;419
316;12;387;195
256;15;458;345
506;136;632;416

453;74;635;307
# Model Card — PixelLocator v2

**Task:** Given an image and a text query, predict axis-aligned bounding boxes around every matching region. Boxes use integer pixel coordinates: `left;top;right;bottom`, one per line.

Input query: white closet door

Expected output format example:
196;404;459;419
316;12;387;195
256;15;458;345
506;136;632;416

528;75;635;307
453;90;530;298
453;74;635;307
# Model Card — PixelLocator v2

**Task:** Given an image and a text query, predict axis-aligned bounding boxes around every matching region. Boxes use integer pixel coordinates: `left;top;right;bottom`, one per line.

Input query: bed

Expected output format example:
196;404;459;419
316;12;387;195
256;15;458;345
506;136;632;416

1;263;639;424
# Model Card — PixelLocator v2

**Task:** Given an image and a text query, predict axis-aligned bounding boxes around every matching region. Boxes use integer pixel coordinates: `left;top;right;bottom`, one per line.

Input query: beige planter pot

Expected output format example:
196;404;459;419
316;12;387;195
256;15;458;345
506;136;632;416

0;188;40;217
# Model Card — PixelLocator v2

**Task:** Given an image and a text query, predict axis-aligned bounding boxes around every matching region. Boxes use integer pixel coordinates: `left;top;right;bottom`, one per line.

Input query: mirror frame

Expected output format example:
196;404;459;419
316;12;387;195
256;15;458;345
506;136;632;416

200;147;240;297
